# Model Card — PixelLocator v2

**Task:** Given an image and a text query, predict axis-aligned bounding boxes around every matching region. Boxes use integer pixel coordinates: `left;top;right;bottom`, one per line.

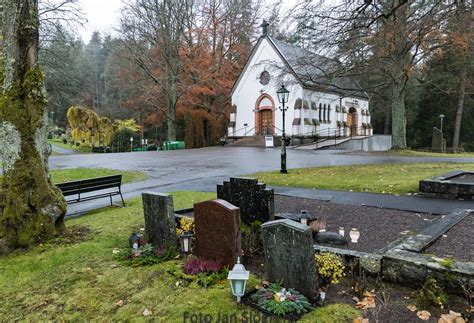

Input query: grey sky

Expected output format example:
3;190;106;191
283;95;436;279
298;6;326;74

76;0;123;42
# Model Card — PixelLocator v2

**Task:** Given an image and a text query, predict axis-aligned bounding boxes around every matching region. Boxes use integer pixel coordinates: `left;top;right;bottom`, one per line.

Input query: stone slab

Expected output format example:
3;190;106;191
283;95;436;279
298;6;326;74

194;199;241;268
400;209;472;252
419;171;474;199
142;192;177;249
262;219;319;302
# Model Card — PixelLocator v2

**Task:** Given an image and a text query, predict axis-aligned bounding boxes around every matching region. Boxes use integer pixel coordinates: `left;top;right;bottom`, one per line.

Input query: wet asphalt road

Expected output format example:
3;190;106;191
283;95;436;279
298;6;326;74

48;146;474;216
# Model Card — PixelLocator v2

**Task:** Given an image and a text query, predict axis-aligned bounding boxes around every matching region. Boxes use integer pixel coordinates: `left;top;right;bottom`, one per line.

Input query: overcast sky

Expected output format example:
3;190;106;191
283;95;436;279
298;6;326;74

76;0;123;43
74;0;297;44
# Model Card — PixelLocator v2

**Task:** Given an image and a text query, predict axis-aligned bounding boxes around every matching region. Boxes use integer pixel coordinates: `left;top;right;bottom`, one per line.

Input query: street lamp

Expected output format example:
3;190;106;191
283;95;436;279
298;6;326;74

277;85;290;174
439;114;445;133
130;137;134;152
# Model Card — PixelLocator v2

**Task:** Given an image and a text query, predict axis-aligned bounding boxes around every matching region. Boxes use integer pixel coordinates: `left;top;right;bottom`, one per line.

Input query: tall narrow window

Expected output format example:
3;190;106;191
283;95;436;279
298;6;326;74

319;103;322;121
327;105;331;122
323;104;326;122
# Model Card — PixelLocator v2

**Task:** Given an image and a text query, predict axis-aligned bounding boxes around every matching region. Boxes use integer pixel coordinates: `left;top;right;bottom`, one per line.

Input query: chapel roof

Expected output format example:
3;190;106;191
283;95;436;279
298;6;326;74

267;37;369;99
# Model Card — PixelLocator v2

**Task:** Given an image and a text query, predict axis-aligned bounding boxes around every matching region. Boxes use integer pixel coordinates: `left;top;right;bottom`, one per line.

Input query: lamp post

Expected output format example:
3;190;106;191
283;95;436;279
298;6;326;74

277;85;290;174
439;114;445;133
130;137;133;152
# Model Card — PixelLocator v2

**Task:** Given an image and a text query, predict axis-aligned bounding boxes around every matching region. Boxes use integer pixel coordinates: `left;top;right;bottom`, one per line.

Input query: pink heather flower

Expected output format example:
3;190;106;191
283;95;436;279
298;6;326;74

287;295;298;302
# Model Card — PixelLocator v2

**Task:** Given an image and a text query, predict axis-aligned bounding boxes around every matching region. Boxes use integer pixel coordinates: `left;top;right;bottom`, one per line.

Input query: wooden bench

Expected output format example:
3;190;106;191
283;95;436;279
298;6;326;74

56;174;125;207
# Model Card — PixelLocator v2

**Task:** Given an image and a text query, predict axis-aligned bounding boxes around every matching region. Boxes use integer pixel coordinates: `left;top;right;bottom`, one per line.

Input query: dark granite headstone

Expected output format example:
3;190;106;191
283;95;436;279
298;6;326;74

262;219;319;303
142;192;177;249
217;177;274;224
194;199;241;268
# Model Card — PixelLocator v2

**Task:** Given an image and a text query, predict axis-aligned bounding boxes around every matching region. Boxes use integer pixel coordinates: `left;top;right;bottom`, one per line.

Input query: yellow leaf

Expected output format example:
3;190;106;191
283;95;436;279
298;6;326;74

417;310;431;321
407;304;417;312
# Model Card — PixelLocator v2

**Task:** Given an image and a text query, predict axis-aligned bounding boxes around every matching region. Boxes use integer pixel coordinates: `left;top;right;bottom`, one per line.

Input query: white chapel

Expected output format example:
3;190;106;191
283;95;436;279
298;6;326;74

228;21;372;143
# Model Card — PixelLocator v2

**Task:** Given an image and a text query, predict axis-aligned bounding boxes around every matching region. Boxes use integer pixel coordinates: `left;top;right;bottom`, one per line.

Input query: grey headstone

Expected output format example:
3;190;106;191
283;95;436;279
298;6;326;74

431;127;445;153
262;219;319;302
217;177;274;224
142;192;177;249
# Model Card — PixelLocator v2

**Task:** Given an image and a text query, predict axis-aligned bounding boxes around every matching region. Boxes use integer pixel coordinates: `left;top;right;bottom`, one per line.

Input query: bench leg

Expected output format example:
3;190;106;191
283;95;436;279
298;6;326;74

109;194;113;206
119;191;125;207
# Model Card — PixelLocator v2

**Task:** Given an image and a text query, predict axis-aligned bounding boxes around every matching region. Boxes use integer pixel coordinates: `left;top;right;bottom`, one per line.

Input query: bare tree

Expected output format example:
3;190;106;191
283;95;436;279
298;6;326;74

0;0;67;253
291;0;458;148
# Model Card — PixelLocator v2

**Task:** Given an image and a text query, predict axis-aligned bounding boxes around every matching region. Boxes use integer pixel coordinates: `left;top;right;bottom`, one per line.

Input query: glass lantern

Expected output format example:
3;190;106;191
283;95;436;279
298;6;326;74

129;232;141;250
349;228;360;243
227;257;250;302
299;210;310;226
338;227;345;237
179;231;194;254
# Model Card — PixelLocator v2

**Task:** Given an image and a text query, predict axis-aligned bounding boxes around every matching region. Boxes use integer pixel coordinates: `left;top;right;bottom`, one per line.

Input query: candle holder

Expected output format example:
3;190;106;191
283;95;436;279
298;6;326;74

349;228;360;243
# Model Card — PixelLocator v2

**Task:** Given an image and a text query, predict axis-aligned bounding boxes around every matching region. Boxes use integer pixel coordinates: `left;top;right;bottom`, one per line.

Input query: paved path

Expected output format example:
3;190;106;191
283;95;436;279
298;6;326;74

58;147;474;216
50;143;79;155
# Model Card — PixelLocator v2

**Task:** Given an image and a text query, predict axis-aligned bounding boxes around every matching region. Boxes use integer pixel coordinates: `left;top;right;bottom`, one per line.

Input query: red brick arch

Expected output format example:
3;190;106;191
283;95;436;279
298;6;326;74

255;93;276;135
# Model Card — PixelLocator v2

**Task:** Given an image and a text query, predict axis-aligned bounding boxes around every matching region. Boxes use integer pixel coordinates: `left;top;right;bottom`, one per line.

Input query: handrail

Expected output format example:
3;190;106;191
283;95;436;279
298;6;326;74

291;126;370;148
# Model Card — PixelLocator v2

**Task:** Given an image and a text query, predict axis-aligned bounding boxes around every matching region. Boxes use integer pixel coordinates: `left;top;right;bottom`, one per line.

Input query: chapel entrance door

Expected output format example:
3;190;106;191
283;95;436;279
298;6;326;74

348;107;358;136
260;110;273;135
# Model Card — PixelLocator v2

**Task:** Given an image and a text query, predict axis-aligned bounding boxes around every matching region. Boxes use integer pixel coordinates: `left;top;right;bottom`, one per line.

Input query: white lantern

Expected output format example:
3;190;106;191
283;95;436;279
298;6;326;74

349;228;360;243
338;227;345;237
227;257;250;302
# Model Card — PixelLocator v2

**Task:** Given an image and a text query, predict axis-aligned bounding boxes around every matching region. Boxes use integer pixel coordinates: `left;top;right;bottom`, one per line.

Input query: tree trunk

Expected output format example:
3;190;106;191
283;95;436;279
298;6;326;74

452;68;467;151
0;0;67;253
391;79;407;149
384;103;391;135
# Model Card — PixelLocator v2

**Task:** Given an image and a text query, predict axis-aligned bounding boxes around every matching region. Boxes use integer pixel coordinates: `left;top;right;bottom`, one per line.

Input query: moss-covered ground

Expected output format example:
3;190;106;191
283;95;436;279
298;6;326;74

250;162;474;195
0;192;360;321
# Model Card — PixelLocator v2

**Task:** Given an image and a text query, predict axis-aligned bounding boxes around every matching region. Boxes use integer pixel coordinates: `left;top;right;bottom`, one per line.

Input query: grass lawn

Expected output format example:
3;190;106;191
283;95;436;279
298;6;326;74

250;162;474;195
48;138;92;153
374;149;474;158
0;168;148;185
50;168;148;184
0;192;360;321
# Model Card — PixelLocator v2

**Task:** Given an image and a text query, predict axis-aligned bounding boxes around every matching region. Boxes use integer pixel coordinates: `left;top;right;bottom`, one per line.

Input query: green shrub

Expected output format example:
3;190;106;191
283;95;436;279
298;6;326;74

241;221;263;257
416;278;449;311
110;128;140;152
315;252;346;285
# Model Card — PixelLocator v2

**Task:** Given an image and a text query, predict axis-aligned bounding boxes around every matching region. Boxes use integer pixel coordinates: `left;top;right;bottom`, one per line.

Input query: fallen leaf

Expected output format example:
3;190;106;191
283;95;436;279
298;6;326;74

143;309;152;316
363;291;376;297
449;310;461;317
417;310;431;321
468;306;474;313
112;248;120;254
175;281;180;287
400;230;410;235
255;285;262;289
352;296;360;302
355;297;376;310
115;300;124;307
403;296;411;300
407;304;417;312
352;317;369;323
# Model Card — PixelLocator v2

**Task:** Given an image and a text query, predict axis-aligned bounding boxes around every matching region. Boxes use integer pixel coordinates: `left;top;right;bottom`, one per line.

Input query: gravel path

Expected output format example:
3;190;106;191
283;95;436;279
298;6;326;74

424;213;474;262
274;195;437;253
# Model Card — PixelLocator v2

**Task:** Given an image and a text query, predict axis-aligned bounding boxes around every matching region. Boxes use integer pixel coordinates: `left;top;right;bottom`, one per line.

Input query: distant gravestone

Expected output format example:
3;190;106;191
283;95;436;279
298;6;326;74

262;219;319;303
217;177;274;224
431;127;446;153
142;192;177;249
194;199;241;268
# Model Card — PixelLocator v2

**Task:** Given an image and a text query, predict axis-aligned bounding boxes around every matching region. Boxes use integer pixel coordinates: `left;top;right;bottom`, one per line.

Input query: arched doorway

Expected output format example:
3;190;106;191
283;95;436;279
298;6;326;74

255;94;275;135
347;107;358;136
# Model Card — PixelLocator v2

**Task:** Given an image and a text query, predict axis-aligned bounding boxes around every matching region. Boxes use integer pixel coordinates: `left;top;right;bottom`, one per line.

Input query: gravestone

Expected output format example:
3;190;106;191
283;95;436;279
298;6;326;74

262;219;319;303
142;192;177;249
194;199;241;268
217;177;274;224
431;127;446;153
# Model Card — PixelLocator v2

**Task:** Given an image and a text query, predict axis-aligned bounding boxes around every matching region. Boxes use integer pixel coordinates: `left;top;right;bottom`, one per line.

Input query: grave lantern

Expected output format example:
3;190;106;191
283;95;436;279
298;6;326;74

179;231;194;254
349;228;360;243
227;257;250;302
299;210;310;225
338;227;345;237
129;232;141;250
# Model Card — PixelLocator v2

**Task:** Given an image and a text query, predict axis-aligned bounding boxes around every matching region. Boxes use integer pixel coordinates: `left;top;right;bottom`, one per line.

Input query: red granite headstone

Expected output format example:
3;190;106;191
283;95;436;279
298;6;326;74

194;199;241;268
